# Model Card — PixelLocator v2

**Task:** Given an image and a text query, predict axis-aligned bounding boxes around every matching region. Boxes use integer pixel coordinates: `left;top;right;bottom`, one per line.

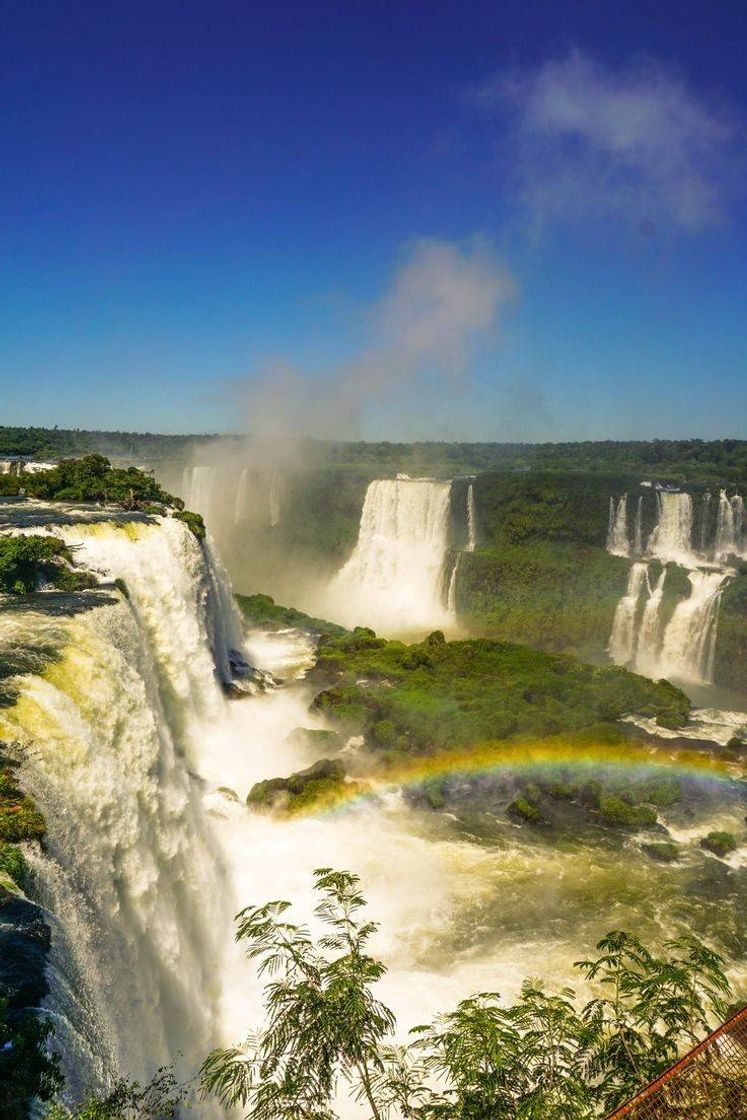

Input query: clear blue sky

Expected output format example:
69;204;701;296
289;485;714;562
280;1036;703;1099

1;0;745;439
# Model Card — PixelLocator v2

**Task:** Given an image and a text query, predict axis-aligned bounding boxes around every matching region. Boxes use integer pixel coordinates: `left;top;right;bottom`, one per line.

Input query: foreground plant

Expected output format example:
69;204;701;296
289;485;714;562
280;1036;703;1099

201;868;735;1120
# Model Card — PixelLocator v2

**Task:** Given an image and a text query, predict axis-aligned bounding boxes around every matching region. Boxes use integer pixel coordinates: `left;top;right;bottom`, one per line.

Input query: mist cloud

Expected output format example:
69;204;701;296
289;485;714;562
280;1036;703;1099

240;238;516;444
480;49;740;234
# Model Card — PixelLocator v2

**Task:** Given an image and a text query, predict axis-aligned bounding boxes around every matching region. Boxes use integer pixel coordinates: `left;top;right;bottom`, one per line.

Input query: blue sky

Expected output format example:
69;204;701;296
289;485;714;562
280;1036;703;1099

1;0;745;439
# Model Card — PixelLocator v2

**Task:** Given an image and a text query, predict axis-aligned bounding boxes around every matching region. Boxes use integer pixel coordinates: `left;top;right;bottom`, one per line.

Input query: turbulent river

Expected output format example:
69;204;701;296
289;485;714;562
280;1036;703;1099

2;500;747;1114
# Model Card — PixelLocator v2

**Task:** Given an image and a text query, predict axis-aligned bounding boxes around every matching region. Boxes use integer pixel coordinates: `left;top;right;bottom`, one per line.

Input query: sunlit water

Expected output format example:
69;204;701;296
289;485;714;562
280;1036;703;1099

1;506;746;1116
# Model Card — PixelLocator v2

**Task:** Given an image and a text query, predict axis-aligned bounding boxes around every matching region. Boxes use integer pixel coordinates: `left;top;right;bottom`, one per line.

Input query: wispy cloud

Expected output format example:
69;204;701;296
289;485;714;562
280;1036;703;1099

480;49;740;234
239;238;516;442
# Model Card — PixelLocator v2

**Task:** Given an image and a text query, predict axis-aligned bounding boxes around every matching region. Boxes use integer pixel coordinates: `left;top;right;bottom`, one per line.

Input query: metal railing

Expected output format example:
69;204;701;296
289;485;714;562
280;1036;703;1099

606;1005;747;1119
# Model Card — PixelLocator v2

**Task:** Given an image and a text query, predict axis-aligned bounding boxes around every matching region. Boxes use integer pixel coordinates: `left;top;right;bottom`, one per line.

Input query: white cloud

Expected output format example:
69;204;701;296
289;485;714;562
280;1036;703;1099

241;238;516;441
481;49;739;233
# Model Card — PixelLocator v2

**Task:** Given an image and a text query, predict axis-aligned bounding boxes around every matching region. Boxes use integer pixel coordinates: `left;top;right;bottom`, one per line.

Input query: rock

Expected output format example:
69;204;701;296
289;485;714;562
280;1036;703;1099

642;841;680;863
699;831;738;858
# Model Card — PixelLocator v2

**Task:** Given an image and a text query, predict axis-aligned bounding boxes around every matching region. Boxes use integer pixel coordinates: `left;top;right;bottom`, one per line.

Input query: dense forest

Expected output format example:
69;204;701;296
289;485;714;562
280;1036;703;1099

4;427;747;484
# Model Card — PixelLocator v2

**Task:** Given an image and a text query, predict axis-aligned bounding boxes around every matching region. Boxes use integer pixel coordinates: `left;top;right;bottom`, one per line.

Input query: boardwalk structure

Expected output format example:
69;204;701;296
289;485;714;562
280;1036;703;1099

606;1006;747;1119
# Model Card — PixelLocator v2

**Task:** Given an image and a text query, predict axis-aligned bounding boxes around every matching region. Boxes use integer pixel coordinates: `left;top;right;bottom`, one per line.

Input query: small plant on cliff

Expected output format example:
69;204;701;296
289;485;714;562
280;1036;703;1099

201;869;734;1120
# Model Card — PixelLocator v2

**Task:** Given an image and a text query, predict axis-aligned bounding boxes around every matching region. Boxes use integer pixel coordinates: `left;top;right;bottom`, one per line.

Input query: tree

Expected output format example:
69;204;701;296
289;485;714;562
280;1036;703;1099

202;869;735;1120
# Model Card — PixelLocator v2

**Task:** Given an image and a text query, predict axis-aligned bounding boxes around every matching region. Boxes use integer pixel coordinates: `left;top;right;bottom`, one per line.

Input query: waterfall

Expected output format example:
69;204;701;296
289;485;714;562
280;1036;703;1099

634;566;668;677
608;562;647;665
466;483;477;552
327;478;454;633
0;518;241;1104
183;464;216;518
606;495;629;556
714;490;745;561
699;492;712;554
269;471;281;527
633;496;643;556
657;571;727;685
234;467;249;524
446;554;460;614
647;491;694;564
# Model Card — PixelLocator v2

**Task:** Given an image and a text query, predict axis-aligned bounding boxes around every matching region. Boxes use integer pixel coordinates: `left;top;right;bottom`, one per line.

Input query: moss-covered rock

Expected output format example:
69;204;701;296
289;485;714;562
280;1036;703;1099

508;797;544;824
642;841;680;863
598;795;657;829
700;831;738;858
247;758;348;815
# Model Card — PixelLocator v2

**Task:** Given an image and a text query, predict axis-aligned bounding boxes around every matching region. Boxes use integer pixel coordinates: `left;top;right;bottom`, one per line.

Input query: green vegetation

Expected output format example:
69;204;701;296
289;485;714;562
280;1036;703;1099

456;541;628;660
42;1070;183;1119
311;630;690;752
507;796;544;823
22;454;179;508
700;831;738;858
1;1001;61;1120
0;534;94;595
4;428;747;484
713;569;747;692
235;592;347;636
598;794;657;828
172;509;206;540
247;758;350;815
642;841;681;863
201;867;735;1120
0;750;45;846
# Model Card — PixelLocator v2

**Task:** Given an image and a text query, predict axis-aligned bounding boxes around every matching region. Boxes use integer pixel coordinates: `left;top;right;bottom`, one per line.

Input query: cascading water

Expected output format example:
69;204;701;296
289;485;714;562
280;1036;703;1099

234;467;249;524
715;490;746;562
466;482;477;552
326;477;454;634
634;566;668;677
606;495;629;556
657;570;727;685
633;496;643;556
607;487;738;686
608;563;647;665
0;518;238;1105
647;491;694;565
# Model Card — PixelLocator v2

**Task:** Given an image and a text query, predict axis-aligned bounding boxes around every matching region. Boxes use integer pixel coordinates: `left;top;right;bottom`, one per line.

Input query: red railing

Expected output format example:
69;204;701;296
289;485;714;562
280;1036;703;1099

606;1005;747;1119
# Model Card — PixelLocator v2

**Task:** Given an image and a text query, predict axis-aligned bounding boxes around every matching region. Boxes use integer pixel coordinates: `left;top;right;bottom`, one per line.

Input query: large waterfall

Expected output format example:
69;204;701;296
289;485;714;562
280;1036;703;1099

326;477;455;634
0;518;238;1104
606;487;737;685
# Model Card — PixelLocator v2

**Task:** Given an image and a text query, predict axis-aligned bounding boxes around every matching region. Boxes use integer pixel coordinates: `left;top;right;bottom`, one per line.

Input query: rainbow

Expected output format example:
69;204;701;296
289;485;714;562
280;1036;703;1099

292;734;746;817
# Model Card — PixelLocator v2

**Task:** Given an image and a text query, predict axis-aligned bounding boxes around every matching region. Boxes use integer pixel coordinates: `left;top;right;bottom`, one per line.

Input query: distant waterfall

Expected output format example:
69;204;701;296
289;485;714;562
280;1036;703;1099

269;471;281;527
699;492;712;554
183;464;216;517
466;483;477;552
234;467;250;524
633;496;643;556
608;563;647;665
715;490;745;562
327;477;454;633
606;495;629;556
647;492;694;564
0;518;240;1104
657;571;726;684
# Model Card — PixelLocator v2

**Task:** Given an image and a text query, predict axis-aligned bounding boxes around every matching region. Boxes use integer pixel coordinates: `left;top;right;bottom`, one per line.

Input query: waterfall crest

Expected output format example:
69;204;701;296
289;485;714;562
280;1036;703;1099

327;478;454;634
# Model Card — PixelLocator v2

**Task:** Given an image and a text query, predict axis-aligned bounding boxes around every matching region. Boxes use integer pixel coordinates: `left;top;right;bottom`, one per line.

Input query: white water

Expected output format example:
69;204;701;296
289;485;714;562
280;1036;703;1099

607;488;739;687
657;570;726;685
608;563;647;665
606;495;629;556
634;566;668;678
466;482;477;552
6;510;747;1115
0;523;234;1103
325;478;454;634
647;492;695;566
